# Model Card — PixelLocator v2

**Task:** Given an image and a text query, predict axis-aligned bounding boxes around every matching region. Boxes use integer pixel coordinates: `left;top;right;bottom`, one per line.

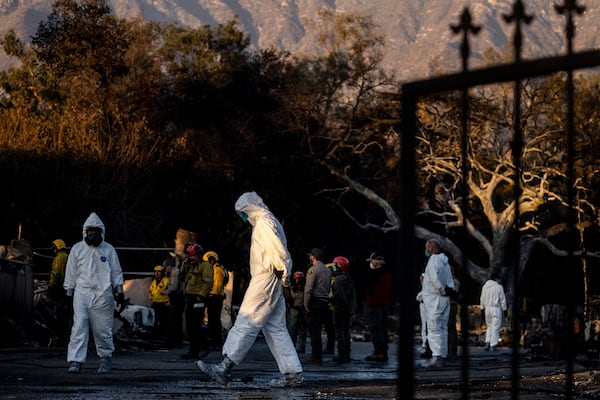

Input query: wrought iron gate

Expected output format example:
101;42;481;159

398;1;600;398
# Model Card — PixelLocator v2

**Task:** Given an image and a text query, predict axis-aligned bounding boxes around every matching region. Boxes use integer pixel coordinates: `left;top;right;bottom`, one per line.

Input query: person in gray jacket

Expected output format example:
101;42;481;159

304;248;332;362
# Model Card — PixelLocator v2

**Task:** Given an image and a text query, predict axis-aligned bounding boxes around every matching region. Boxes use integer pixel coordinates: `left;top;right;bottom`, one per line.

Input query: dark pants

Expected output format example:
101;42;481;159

287;307;307;351
306;299;329;359
206;294;224;348
324;307;335;352
368;305;389;355
166;293;184;347
184;294;208;355
49;286;72;344
334;308;352;361
151;301;170;339
448;301;458;357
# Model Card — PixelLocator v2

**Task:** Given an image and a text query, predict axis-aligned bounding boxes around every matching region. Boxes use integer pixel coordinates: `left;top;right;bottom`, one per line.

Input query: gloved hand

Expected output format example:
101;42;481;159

66;288;74;297
115;292;125;307
273;269;284;280
444;286;458;301
282;286;292;304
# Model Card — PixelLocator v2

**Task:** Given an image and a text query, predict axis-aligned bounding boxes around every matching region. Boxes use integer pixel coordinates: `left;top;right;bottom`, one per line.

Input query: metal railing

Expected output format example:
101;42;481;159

398;1;600;398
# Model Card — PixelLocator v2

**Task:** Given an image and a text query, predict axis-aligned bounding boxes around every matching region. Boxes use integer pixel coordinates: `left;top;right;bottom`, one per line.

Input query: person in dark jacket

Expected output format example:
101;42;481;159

364;252;392;361
180;243;213;360
330;256;356;363
287;271;307;353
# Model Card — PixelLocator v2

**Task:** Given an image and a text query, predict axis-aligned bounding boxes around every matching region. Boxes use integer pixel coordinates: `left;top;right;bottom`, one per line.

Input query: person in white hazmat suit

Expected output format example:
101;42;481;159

480;273;507;351
63;212;124;374
197;192;303;387
421;238;455;368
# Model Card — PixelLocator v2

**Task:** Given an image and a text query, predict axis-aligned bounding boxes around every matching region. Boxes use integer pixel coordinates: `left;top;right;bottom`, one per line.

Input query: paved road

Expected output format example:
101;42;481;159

1;340;597;399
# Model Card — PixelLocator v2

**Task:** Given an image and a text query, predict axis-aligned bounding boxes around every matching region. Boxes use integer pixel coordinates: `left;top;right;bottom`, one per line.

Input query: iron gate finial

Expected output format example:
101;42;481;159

503;0;534;62
554;0;586;54
450;7;481;71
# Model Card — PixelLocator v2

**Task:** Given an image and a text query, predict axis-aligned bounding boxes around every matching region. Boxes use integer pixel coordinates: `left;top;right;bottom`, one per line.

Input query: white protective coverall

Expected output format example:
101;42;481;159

422;253;454;358
63;212;124;363
222;192;302;375
480;279;507;347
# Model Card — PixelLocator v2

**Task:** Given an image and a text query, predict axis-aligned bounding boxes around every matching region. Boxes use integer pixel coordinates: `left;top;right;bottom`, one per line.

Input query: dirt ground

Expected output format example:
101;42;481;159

1;339;599;400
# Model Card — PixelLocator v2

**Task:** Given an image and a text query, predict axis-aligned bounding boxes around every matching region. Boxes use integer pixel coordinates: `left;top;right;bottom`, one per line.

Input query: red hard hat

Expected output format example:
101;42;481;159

185;243;203;257
293;271;305;280
333;256;350;272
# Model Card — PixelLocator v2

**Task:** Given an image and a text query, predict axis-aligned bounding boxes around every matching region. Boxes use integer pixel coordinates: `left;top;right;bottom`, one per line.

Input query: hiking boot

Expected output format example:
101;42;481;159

270;372;303;388
197;357;234;386
365;353;388;362
97;357;112;374
68;361;81;374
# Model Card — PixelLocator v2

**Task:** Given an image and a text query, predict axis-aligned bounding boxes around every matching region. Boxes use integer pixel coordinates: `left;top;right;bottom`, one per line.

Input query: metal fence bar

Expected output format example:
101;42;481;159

450;8;480;399
503;3;533;397
402;50;600;97
398;91;417;400
399;25;599;400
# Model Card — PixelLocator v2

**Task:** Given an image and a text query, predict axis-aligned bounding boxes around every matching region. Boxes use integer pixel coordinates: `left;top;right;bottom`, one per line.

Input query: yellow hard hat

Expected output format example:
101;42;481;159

202;251;219;262
154;265;164;272
52;239;66;250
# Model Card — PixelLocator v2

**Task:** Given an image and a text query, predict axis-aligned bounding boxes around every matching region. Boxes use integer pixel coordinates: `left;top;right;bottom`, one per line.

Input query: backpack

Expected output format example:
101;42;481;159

219;264;230;287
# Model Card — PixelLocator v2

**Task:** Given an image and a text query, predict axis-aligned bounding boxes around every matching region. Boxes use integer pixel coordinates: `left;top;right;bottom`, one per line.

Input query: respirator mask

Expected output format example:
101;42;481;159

84;228;103;247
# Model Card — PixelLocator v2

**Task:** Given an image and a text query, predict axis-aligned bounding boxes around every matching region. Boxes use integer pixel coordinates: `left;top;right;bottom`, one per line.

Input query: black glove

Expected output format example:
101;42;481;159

273;269;284;280
444;286;458;301
115;292;125;307
283;286;292;304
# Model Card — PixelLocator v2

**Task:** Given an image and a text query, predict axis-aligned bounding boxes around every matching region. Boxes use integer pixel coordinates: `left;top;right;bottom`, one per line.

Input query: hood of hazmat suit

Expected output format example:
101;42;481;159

83;211;105;239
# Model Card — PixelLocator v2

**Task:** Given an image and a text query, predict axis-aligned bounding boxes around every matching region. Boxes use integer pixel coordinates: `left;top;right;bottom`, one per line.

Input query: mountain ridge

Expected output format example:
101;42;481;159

1;0;599;81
